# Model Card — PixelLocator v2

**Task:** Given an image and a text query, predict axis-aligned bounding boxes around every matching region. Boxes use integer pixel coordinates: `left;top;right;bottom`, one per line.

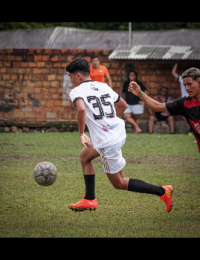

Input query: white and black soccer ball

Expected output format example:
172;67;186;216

33;161;57;186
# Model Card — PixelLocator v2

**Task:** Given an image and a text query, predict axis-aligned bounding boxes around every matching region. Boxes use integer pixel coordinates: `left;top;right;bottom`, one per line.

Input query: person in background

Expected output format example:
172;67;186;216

172;63;189;98
122;69;148;133
90;54;112;88
148;86;175;134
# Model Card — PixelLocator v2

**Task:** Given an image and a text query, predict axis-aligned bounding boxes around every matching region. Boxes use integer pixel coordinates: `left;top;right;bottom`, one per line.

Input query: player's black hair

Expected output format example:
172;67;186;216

182;67;200;80
91;54;99;61
66;58;90;76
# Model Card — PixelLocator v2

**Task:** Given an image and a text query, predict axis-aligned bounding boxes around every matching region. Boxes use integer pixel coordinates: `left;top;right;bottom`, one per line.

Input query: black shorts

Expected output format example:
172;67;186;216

155;112;169;121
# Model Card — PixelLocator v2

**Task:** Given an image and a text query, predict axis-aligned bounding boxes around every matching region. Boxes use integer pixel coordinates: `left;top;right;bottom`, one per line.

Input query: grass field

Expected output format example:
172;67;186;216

0;132;200;238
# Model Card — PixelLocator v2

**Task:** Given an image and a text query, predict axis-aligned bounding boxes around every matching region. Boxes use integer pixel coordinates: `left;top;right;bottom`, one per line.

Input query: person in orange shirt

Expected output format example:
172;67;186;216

90;54;112;88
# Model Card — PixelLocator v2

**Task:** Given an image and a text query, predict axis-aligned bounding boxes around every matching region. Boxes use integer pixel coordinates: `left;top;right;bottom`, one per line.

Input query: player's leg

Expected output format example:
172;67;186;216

68;146;99;212
167;115;174;134
149;115;157;133
103;140;173;212
106;171;173;212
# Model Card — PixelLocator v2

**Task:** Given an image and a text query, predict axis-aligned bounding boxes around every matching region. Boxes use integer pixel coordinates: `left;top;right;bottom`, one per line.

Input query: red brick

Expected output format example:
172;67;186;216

19;100;27;106
40;100;46;106
4;112;13;118
32;75;40;81
43;107;53;112
11;75;18;80
59;56;68;61
34;68;42;74
50;69;58;74
34;93;43;99
3;74;10;80
51;55;59;61
48;75;56;80
13;111;24;118
58;69;64;74
50;94;59;99
54;100;62;106
28;49;37;54
49;88;57;93
0;112;4;117
61;49;69;54
34;55;42;61
87;49;102;54
29;62;37;67
53;62;62;67
36;112;46;118
24;75;32;80
45;49;54;54
5;49;14;54
44;62;52;67
26;119;36;123
46;100;55;106
67;56;74;61
51;81;59;87
35;81;43;87
32;107;42;112
58;112;66;118
36;119;47;122
55;75;63;81
27;81;35;87
0;68;6;73
3;61;11;67
25;68;34;74
13;62;21;67
15;56;23;61
24;112;35;118
34;87;41;93
61;62;68;68
41;68;50;74
42;55;50;61
37;62;45;67
42;81;51;87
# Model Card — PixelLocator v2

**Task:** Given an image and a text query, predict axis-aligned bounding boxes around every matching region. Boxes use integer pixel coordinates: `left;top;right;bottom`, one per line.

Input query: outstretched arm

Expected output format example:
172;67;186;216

128;81;167;112
172;63;179;79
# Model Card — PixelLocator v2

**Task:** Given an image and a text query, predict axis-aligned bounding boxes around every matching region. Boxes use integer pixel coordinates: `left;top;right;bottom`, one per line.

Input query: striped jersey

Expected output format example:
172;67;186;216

69;80;126;149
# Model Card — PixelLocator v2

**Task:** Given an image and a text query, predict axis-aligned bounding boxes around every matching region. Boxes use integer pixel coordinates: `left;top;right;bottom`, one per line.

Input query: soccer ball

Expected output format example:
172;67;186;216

33;161;57;186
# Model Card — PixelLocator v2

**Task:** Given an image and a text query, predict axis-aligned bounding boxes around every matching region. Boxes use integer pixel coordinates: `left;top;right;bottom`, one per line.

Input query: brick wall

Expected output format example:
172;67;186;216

0;48;199;129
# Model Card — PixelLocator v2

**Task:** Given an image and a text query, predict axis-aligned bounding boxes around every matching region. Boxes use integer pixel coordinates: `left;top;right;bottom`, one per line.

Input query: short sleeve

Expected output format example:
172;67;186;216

69;89;83;107
166;97;187;116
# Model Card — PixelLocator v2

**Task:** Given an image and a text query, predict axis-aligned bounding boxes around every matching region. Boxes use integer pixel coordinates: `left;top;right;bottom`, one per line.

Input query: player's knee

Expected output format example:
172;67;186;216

112;181;124;190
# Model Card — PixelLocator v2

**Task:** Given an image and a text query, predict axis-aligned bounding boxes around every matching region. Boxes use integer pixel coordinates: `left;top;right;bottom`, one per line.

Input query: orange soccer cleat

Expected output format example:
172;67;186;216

160;185;174;212
68;195;98;212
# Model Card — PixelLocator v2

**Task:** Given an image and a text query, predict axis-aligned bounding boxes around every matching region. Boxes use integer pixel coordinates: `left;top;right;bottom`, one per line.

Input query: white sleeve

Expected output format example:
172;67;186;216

69;89;83;107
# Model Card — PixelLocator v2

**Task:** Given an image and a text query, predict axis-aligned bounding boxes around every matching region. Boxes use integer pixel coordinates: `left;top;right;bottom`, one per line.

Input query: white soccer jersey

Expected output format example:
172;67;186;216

69;80;126;149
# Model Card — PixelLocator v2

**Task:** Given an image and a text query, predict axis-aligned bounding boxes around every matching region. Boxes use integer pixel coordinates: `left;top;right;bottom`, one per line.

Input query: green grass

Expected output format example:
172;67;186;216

0;132;200;238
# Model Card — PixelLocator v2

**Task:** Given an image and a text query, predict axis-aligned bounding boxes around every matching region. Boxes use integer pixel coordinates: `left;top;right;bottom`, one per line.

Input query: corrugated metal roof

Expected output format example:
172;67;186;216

1;27;200;53
108;45;200;60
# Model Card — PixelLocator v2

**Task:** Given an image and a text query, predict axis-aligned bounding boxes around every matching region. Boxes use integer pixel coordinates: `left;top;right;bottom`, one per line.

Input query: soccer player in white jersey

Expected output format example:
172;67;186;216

66;58;173;213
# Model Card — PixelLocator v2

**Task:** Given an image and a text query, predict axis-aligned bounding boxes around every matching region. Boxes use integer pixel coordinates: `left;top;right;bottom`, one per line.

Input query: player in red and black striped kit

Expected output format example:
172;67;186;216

128;67;200;153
